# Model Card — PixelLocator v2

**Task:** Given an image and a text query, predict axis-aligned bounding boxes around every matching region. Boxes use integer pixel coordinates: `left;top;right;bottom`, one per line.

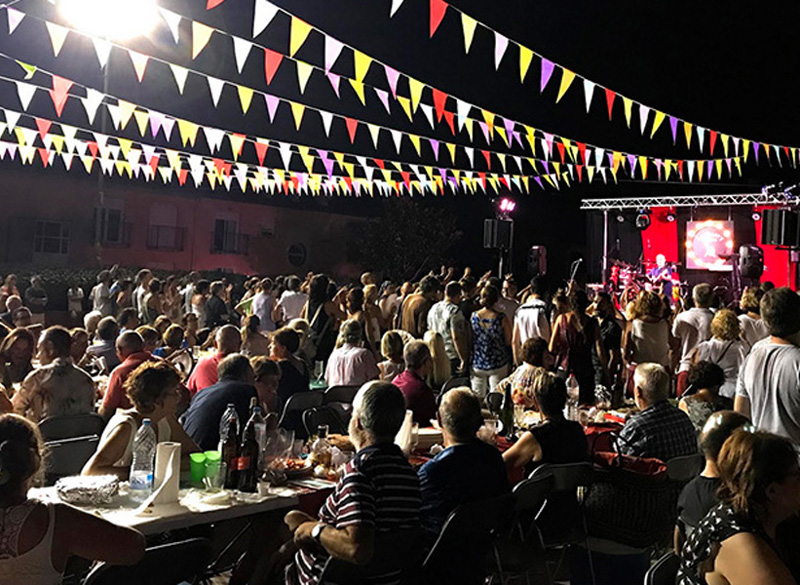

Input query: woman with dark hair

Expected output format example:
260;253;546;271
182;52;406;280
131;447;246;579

678;430;800;585
300;274;346;364
241;314;269;357
550;289;607;404
115;279;134;310
0;414;145;583
141;278;162;325
679;360;731;432
0;328;35;394
269;327;309;403
470;285;512;398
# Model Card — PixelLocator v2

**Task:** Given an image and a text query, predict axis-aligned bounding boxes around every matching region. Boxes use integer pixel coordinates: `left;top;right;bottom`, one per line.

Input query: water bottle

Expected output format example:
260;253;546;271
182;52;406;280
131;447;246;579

566;374;580;421
130;419;156;501
219;403;240;444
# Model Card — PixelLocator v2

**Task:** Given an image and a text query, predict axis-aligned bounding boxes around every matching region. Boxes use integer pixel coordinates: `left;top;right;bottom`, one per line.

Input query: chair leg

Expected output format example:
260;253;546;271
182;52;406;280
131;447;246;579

493;545;508;585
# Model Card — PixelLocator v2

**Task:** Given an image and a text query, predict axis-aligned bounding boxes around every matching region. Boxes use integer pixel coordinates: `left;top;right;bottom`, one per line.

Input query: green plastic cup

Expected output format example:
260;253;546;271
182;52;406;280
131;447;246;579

190;452;207;485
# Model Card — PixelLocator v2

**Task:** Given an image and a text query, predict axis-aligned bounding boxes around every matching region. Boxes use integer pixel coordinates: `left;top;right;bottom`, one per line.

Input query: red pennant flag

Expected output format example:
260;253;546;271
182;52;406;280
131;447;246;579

35;118;52;141
213;158;226;176
254;141;269;165
604;88;616;120
149;155;160;175
178;169;189;185
442;111;455;135
481;149;491;168
499;176;509;190
677;160;684;180
344;177;353;190
87;141;99;159
401;171;411;190
38;148;50;167
206;0;225;8
478;172;486;189
576;165;583;182
709;130;718;156
373;158;385;170
429;0;448;36
556;142;566;164
432;88;447;122
345;117;359;143
49;75;73;117
264;49;283;84
577;142;587;164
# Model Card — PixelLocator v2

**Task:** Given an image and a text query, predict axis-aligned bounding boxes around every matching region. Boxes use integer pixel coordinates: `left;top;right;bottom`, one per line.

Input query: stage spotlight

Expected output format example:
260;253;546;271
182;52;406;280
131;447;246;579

666;212;676;222
615;213;625;223
635;210;651;230
498;197;516;213
752;211;762;221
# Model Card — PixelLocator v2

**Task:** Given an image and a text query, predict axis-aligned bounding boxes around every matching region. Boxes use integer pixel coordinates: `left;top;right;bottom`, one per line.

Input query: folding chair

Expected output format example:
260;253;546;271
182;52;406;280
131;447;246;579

322;385;360;404
45;436;100;485
485;391;504;415
666;453;704;482
643;552;679;585
278;391;324;439
303;405;347;437
39;413;106;441
437;376;470;404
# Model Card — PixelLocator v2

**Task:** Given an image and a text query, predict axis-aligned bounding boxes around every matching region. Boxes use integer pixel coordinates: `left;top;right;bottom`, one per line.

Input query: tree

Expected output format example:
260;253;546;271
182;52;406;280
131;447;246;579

349;199;461;280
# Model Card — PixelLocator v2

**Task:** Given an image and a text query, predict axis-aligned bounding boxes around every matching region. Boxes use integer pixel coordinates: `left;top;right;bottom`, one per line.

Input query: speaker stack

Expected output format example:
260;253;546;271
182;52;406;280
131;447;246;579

483;219;513;249
761;209;800;247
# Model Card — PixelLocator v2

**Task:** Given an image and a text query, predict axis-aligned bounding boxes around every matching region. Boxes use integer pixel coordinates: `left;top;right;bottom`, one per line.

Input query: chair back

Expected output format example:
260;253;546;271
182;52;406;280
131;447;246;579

83;537;212;585
512;472;554;539
644;551;679;585
530;462;593;545
168;349;195;381
44;436;100;485
303;406;347;437
423;493;515;585
319;527;424;584
39;413;106;441
322;385;360;405
666;453;704;482
279;391;324;439
438;376;470;403
485;391;503;415
531;461;594;491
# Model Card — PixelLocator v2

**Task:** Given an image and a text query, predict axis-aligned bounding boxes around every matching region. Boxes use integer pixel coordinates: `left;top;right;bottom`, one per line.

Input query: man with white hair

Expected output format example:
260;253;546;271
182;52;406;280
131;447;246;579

617;363;697;461
673;283;714;396
281;381;421;585
186;324;241;395
324;319;379;387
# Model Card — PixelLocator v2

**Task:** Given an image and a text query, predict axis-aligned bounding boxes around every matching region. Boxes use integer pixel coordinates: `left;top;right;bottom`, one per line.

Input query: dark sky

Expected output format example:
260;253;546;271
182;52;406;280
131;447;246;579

1;0;800;279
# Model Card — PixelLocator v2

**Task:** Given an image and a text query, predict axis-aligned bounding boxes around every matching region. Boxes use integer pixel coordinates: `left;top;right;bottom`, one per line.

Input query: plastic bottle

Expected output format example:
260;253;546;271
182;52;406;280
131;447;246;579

248;397;268;472
237;406;262;492
566;374;580;421
130;419;156;501
219;404;240;489
309;424;332;468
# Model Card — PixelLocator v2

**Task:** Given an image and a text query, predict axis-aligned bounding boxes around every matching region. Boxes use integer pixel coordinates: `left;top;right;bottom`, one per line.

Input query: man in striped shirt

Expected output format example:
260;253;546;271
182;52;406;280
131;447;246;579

283;381;421;585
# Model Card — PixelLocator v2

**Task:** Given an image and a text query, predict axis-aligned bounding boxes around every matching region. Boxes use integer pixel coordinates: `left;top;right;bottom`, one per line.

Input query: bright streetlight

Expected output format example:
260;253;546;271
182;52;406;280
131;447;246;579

59;0;160;40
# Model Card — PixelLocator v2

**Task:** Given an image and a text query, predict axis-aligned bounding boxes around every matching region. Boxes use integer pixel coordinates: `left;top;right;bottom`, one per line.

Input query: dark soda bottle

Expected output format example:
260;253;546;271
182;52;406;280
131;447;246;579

219;403;240;489
237;406;262;492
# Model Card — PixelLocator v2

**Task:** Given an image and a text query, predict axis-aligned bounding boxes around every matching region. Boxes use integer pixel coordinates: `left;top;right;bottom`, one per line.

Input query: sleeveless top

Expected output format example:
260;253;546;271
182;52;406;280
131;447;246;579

307;301;336;363
554;315;597;375
0;500;62;585
678;503;773;585
629;319;671;368
471;313;509;371
97;412;171;468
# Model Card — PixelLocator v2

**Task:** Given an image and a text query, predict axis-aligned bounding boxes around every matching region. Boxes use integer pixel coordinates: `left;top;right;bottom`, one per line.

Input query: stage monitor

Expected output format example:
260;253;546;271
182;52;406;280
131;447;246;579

686;220;734;272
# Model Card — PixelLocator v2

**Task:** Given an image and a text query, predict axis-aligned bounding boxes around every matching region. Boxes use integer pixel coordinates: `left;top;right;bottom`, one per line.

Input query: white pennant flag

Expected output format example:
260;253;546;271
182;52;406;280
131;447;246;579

207;76;225;106
7;7;25;34
253;0;279;38
203;127;225;152
456;99;470;130
494;32;508;70
419;103;435;129
82;88;104;124
170;64;189;94
159;8;182;43
105;104;122;129
389;0;405;17
232;37;253;73
16;81;37;110
92;37;112;68
319;110;333;136
464;146;474;166
278;142;293;169
594;147;605;168
638;105;650;135
390;129;402;153
61;151;74;170
324;36;344;73
62;124;78;151
583;79;595;113
368;124;380;148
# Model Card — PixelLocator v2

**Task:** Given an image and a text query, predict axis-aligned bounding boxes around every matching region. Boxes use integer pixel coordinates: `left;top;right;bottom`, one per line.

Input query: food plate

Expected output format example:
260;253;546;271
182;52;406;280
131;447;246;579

283;459;314;478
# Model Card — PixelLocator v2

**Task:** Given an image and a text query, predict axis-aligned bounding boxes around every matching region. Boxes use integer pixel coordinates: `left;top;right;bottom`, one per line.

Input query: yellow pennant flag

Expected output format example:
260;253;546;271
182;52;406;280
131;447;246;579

296;61;314;94
45;22;69;57
556;69;575;103
50;135;64;154
409;134;421;155
298;146;315;173
519;46;533;82
720;134;729;157
177;119;199;146
289;17;313;57
623;97;633;128
133;111;149;136
118;100;137;130
349;79;366;105
290;102;305;130
343;162;355;178
229;134;246;160
639;156;648;179
461;13;477;52
353;50;372;82
496;126;509;146
237;85;254;113
525;126;536;153
368;124;381;148
192;22;215;59
743;139;750;161
446;142;456;162
650;111;665;139
397;96;413;121
391;161;403;173
716;159;723;179
684;122;693;149
165;149;181;170
664;160;672;181
408;78;424;113
333;151;345;166
734;157;742;175
481;110;495;135
463;117;473;141
587;167;595;184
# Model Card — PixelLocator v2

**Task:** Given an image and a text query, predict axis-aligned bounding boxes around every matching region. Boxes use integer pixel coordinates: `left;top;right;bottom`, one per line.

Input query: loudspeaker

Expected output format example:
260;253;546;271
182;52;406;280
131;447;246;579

739;245;764;280
528;246;547;276
483;219;513;249
762;209;800;247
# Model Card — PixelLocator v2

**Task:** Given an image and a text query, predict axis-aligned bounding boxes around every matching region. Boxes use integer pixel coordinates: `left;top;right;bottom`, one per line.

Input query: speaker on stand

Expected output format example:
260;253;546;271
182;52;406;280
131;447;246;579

483;218;514;276
528;246;547;277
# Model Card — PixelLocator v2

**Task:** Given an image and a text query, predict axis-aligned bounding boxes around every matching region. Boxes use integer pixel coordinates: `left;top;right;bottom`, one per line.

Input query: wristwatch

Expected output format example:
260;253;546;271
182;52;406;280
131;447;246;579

311;523;325;543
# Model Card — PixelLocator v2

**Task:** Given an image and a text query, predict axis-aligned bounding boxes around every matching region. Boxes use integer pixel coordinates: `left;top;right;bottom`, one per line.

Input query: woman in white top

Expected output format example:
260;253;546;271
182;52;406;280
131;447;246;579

623;291;671;369
692;309;749;399
191;280;210;330
0;414;144;585
83;361;199;478
738;286;769;349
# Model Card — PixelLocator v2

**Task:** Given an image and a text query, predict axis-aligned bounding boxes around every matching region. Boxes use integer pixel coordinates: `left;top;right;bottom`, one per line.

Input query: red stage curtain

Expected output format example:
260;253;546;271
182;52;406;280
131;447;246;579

640;207;678;264
754;205;791;288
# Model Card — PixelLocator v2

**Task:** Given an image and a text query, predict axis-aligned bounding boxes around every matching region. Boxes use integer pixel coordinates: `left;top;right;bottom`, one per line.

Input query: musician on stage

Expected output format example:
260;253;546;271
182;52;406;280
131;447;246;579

647;254;674;301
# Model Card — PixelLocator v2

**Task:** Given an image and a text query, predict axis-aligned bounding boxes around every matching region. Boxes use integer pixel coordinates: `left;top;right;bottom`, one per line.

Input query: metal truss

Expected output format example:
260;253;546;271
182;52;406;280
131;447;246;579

580;192;795;210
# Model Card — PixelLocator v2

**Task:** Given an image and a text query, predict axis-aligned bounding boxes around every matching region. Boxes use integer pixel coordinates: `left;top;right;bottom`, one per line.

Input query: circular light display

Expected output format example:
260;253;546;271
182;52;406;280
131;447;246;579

686;220;734;271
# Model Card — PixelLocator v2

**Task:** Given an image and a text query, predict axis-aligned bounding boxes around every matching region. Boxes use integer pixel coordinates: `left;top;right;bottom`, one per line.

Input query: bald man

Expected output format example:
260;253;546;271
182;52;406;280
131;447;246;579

99;330;158;419
187;325;242;396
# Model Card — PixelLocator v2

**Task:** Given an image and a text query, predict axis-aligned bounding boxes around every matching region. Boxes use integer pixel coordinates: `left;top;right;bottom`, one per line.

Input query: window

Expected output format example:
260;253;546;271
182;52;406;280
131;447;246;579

212;218;244;253
94;201;130;246
34;220;69;254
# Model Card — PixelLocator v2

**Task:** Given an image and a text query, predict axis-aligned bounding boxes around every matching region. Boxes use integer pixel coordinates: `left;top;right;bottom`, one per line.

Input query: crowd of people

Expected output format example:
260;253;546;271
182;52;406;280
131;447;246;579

0;263;798;585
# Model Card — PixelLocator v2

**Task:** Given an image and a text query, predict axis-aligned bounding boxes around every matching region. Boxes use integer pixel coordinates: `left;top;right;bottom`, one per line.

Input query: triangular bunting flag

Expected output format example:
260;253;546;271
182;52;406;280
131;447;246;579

390;0;405;17
207;0;226;8
408;78;424;113
430;0;448;36
519;46;533;83
353;50;372;82
540;59;554;92
650;110;665;139
264;49;283;84
326;72;341;97
159;8;182;43
638;105;650;135
461;13;477;52
129;50;149;82
92;37;112;68
289;17;313;57
320;110;333;136
48;76;73;117
604;88;616;120
345;117;359;143
237;85;254;113
296;61;314;94
16;81;37;111
253;0;279;38
6;8;24;34
556;69;575;103
583;79;595;113
494;32;508;70
233;37;253;73
349;79;366;105
290;102;305;130
45;22;69;57
324;36;344;73
170;64;189;94
192;22;215;59
622;97;633;128
384;66;400;97
207;77;225;107
375;88;391;114
684;122;693;149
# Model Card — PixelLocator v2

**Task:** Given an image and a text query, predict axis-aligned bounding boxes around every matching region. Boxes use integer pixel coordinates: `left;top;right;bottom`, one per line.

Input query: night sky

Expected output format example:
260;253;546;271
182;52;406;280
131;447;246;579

1;0;800;282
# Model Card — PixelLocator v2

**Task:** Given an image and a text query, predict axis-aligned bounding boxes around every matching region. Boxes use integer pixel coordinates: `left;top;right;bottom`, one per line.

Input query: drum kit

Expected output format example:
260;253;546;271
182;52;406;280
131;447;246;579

607;258;688;305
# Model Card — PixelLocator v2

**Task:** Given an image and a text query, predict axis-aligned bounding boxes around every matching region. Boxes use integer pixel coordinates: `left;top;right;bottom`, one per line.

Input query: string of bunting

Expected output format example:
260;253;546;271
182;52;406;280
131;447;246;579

390;0;796;164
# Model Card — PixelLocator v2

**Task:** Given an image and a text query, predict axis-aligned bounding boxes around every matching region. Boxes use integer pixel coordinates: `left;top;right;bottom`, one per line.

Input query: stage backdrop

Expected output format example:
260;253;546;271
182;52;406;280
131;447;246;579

754;205;792;288
640;206;679;264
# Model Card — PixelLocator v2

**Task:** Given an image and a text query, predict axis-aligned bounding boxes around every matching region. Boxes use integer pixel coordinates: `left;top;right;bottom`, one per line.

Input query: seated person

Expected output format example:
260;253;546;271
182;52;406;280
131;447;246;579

152;324;187;359
251;356;282;415
505;337;553;410
617;363;697;462
678;429;800;585
181;354;259;451
0;328;35;392
392;340;437;426
83;361;200;479
69;328;90;367
276;381;421;585
419;388;510;538
186;324;241;395
117;307;140;333
679;361;732;432
98;331;156;420
269;327;310;404
136;325;161;354
503;372;588;474
0;414;146;582
324;319;379;387
675;410;750;551
12;327;95;423
378;330;405;382
86;316;121;371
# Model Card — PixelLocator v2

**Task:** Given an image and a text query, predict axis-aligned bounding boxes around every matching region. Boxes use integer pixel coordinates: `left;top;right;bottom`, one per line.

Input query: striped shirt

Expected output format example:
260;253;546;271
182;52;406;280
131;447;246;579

293;443;421;585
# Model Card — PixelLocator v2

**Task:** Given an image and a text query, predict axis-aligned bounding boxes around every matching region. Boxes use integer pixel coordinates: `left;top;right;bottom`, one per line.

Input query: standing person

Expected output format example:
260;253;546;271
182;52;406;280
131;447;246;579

252;279;277;333
191;280;210;329
738;286;769;349
362;284;384;347
182;271;200;316
427;281;470;376
0;275;19;298
206;281;231;330
494;277;520;323
66;281;85;327
400;275;441;338
0;414;146;583
513;276;551;365
470;285;512;399
673;283;714;396
592;292;623;387
735;288;800;444
276;275;307;324
692;309;748;400
162;276;182;322
624;290;672;372
114;279;133;311
140;279;162;325
133;269;153;320
89;270;113;317
301;274;346;365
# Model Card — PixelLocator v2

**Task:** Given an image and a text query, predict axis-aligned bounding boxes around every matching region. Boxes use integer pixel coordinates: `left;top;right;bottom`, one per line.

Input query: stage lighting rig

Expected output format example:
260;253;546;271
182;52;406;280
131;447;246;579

635;209;651;230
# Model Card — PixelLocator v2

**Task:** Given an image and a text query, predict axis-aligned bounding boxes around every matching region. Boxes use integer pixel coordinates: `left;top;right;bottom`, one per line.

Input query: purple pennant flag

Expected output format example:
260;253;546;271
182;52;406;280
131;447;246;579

439;167;448;182
149;112;164;138
607;152;615;168
627;154;636;173
429;138;440;160
706;160;713;179
512;130;522;147
326;72;341;98
265;94;280;122
384;65;400;98
478;121;491;144
753;142;760;163
540;58;554;93
542;160;550;174
669;116;678;144
374;88;391;114
503;117;514;141
726;158;732;174
534;176;544;189
161;118;176;141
